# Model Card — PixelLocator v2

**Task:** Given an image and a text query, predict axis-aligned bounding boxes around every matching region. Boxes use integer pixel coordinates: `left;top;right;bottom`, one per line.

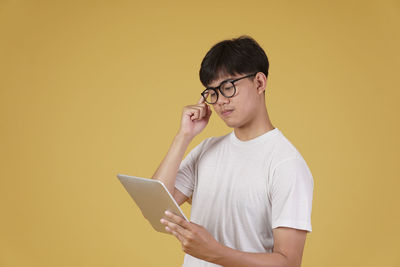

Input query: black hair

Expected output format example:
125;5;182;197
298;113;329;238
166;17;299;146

199;35;269;87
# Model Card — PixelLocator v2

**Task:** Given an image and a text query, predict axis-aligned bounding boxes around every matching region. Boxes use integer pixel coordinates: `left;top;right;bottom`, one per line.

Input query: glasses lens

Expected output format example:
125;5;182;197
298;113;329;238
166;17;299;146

220;81;235;98
203;89;218;104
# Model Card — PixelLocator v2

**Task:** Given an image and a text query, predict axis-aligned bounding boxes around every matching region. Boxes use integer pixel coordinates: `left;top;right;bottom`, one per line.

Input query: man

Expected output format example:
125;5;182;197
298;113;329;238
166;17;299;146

152;36;314;267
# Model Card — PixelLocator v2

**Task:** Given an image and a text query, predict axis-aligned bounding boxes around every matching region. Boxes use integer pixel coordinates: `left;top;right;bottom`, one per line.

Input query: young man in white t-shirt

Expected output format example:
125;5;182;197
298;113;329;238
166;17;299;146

152;36;314;267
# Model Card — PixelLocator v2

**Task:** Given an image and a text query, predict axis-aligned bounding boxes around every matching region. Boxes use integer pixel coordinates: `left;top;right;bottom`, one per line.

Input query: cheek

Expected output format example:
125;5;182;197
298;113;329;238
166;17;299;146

235;92;256;116
237;103;253;120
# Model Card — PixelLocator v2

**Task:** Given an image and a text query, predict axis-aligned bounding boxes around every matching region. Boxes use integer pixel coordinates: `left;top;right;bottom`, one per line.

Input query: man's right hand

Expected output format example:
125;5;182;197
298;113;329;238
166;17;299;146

178;96;212;139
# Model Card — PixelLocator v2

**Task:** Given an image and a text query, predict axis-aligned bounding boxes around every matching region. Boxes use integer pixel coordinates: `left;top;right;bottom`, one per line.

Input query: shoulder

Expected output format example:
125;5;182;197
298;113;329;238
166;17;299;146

270;129;308;169
267;130;313;187
186;132;230;159
200;133;229;149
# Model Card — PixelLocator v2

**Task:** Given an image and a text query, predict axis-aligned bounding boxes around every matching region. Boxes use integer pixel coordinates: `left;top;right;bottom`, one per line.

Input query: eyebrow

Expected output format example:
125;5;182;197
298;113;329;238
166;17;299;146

206;77;235;90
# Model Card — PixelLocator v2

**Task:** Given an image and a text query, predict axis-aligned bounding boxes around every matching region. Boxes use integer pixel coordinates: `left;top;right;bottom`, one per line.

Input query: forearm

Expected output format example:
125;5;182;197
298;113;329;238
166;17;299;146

212;244;290;267
151;132;192;194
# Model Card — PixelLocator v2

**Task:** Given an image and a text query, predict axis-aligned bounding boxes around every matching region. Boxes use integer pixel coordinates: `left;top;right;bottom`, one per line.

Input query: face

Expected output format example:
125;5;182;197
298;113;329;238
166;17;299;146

206;72;265;129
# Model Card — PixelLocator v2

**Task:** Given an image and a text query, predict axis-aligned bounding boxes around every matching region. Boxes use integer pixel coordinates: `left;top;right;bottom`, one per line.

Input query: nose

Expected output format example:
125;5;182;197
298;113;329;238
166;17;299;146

216;91;230;105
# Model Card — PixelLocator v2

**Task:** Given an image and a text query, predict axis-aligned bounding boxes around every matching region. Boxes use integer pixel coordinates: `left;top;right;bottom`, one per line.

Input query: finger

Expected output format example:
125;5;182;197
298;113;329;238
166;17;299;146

184;106;199;120
165;211;191;230
205;104;212;118
192;105;207;120
190;109;200;121
197;105;207;119
165;225;177;236
161;218;192;238
161;217;187;230
170;229;190;252
198;95;205;104
192;106;207;120
170;223;191;239
165;226;185;243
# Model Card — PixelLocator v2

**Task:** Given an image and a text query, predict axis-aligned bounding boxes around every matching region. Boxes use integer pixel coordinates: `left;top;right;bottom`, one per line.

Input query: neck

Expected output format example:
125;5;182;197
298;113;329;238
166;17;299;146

234;106;275;141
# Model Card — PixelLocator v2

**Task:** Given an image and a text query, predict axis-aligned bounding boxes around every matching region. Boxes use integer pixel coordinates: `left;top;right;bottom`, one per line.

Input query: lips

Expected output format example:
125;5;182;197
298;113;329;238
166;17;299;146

221;109;234;116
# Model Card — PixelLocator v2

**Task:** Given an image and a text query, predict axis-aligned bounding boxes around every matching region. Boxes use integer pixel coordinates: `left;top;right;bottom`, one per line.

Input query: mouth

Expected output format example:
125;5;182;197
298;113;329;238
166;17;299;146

221;109;234;117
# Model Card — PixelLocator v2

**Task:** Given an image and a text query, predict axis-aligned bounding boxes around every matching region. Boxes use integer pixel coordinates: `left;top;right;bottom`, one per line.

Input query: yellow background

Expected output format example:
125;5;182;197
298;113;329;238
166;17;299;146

1;0;399;266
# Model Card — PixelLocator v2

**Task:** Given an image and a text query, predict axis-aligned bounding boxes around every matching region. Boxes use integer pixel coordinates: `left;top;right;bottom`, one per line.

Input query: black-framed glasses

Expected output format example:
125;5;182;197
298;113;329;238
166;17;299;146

201;73;257;104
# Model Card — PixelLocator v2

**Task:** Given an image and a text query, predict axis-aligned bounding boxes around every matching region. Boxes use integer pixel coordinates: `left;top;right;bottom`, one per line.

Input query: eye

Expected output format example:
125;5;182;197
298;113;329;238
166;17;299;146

221;81;234;91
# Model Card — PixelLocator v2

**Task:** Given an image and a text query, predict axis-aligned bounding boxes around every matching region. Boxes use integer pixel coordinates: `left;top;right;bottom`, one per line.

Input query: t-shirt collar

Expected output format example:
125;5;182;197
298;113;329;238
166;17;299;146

229;127;279;147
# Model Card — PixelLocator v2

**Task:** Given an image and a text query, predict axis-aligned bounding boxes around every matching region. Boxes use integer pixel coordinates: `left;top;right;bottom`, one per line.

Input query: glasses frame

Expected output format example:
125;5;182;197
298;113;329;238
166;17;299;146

201;72;257;104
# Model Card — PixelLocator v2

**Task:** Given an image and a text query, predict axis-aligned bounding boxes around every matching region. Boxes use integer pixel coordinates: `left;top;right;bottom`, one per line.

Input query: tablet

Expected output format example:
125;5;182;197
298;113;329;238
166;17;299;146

117;174;189;234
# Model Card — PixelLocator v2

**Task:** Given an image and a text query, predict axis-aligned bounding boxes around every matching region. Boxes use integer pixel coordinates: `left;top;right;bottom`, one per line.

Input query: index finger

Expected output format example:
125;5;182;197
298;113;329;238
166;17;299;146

198;95;205;104
165;210;191;229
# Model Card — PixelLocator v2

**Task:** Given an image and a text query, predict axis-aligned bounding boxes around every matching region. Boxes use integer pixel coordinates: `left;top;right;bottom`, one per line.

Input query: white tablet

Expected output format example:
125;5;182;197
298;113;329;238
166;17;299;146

117;174;189;234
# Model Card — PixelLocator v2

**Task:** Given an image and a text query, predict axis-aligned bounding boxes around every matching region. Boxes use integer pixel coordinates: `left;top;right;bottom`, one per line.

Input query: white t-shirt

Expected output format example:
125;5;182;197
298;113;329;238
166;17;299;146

175;128;314;267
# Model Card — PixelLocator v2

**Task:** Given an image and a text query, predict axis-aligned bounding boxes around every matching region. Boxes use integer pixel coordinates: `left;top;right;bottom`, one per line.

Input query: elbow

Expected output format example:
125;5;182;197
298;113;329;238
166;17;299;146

273;251;301;267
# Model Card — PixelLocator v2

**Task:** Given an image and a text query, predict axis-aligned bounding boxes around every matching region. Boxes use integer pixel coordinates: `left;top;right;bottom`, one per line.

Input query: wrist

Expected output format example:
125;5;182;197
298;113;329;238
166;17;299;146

212;244;248;266
209;242;233;265
175;131;194;144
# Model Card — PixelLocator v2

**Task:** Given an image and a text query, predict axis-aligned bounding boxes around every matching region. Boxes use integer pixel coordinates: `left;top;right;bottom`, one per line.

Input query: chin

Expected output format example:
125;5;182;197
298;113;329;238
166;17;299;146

218;113;243;128
222;118;241;128
224;116;251;129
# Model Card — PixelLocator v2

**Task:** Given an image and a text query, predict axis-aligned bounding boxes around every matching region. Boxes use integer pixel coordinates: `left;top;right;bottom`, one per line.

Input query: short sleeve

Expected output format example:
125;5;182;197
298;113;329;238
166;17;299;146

270;157;314;232
174;141;205;198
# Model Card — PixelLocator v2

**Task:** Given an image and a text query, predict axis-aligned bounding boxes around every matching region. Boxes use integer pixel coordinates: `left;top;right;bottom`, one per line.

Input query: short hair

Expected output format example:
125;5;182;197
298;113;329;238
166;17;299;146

199;35;269;87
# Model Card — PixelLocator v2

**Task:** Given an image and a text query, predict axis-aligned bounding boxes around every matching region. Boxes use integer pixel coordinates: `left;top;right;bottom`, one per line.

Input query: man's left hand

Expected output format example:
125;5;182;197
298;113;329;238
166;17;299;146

160;210;222;262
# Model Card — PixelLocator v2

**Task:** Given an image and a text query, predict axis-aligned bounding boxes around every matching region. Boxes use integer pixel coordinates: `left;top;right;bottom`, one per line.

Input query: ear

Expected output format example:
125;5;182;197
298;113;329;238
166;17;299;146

255;72;267;95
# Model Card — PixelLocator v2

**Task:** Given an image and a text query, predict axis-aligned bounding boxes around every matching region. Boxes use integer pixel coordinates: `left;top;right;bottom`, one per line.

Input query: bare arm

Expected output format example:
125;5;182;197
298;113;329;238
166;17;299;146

151;133;192;205
212;227;307;267
161;212;307;267
152;96;212;205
